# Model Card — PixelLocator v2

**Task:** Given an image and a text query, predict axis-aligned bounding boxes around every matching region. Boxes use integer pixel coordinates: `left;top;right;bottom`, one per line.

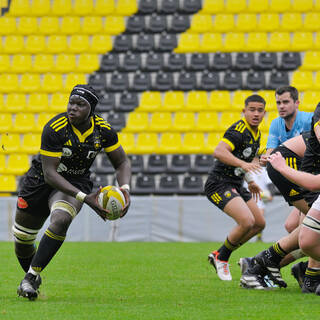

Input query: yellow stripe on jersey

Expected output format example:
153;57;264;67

71;117;94;142
235;122;246;133
40;149;62;157
51;117;67;131
55;121;68;132
221;138;235;151
104;141;121;153
95;117;111;129
242;118;261;141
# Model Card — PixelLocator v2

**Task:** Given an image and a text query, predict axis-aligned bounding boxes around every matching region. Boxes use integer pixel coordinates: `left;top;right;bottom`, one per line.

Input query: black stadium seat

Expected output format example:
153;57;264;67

211;53;232;71
222;71;242;91
108;72;129;92
180;175;204;195
156;174;180;194
198;71;220;90
153;72;174;91
145;154;168;173
179;0;202;13
254;52;277;70
157;33;177;52
128;155;144;173
95;91;115;113
130;72;152;91
159;0;179;14
191;154;213;174
164;53;186;71
135;34;155;52
99;53;119;72
138;0;157;15
113;34;133;52
147;14;167;33
279;52;301;70
119;53;141;72
117;92;138;112
168;154;191;173
133;174;156;195
168;14;190;33
88;73;106;92
245;71;266;91
234;52;254;71
189;53;209;71
176;71;197;91
126;15;145;34
143;52;164;71
106;112;126;132
268;71;289;90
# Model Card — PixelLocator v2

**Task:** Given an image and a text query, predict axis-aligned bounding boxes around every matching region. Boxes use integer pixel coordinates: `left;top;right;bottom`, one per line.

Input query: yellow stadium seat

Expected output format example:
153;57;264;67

149;112;172;132
93;0;115;16
0;155;5;172
60;16;81;35
26;93;49;113
314;33;320;50
259;90;276;111
208;91;232;111
313;72;320;90
16;17;38;35
68;35;90;54
3;35;24;54
41;74;64;93
5;93;26;113
247;0;269;12
246;32;268;52
7;0;30;16
206;132;223;153
124;112;149;132
0;55;10;73
46;35;68;53
12;114;36;133
268;32;291;52
175;33;200;53
269;0;291;12
225;0;247;13
0;74;19;93
200;0;224;14
232;91;253;111
49;93;68;113
11;54;32;73
172;112;195;132
36;112;55;132
0;133;20;153
195;112;219;132
21;133;41;154
259;118;269;133
301;91;320;112
257;13;279;32
224;33;246;52
199;33;223;52
280;13;302;32
77;54;100;73
118;132;135;154
158;132;183;154
0;114;13;133
0;175;17;192
6;154;30;175
185;91;208;111
25;35;46;54
72;0;93;16
29;0;51;16
81;16;103;34
55;54;76;73
64;73;87;92
50;0;72;16
315;0;320;11
182;133;206;154
89;34;112;53
212;14;234;32
103;16;126;34
301;52;320;71
236;14;257;32
20;74;41;93
291;0;313;12
189;14;213;33
0;94;3;111
138;91;162;112
219;112;241;131
0;17;16;35
135;133;158;154
33;54;55;73
291;32;313;51
303;13;320;32
115;0;138;15
38;17;60;35
291;71;314;91
163;91;185;112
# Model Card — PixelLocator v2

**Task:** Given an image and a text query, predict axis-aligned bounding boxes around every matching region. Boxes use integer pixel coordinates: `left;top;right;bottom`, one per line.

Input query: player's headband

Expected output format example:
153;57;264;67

70;85;99;114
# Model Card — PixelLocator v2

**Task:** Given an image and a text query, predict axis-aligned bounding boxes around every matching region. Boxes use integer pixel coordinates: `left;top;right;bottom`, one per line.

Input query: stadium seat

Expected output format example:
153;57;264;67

65;73;88;93
208;91;232;112
199;33;223;53
158;133;183;153
255;52;277;70
100;53;119;72
200;0;224;13
117;92;139;113
35;113;55;132
147;15;167;34
38;17;60;35
138;92;162;112
20;74;41;93
232;90;253;111
149;112;172;132
143;53;164;72
246;32;268;52
55;54;76;73
291;0;313;12
0;114;13;133
153;72;174;91
182;132;206;154
198;71;220;91
211;52;232;71
145;154;168;174
268;32;291;52
157;174;180;195
234;53;254;71
95;92;115;113
128;154;144;173
291;71;314;91
29;0;51;16
50;0;72;15
0;175;16;193
72;0;93;15
301;91;320;112
46;35;68;54
222;72;243;91
7;0;31;16
68;35;90;54
168;14;190;33
269;0;291;12
189;53;209;71
95;154;115;174
113;35;133;52
162;91;185;112
212;14;234;32
50;93;69;113
225;0;247;12
160;0;179;14
314;33;320;50
236;14;257;32
185;91;208;111
124;112;149;133
168;154;191;173
106;113;126;132
280;13;302;32
6;154;30;175
138;0;157;14
16;17;38;35
108;72;129;92
41;73;64;93
259;90;276;111
0;155;5;172
81;16;103;35
88;73;106;92
33;54;55;73
93;0;115;15
60;16;81;35
173;112;195;132
136;34;155;52
3;35;24;54
279;52;301;70
104;16;126;34
118;132;135;154
180;175;204;195
115;0;138;15
224;33;246;52
157;34;177;52
189;14;213;33
26;93;48;113
164;53;186;72
245;71;266;91
247;0;269;12
268;71;289;90
12;114;36;133
21;133;41;154
219;112;241;130
176;72;197;91
301;52;320;71
179;0;202;13
0;133;20;153
5;93;26;113
133;174;156;195
0;17;16;35
0;55;10;73
312;72;320;90
191;154;214;173
91;173;110;189
131;72;152;92
135;133;159;154
257;13;279;32
195;112;219;131
126;15;145;34
175;33;200;53
291;32;313;51
304;13;320;31
90;35;112;53
0;74;19;93
77;54;99;73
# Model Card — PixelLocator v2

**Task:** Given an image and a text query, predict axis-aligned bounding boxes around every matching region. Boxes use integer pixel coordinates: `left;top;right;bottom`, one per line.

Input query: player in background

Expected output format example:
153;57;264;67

205;94;266;281
14;85;131;300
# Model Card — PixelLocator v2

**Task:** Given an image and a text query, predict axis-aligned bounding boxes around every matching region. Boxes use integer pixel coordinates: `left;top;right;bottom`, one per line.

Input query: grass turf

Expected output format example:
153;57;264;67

0;241;319;320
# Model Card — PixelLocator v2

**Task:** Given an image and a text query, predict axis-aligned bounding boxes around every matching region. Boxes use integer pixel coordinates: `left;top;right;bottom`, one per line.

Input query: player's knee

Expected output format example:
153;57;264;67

239;217;255;232
50;211;73;236
12;223;39;256
254;216;266;232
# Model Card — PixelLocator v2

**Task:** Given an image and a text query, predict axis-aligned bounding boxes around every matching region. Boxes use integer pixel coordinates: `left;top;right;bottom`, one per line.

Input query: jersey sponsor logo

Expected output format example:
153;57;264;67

62;147;72;157
17;197;28;209
243;147;252;158
289;189;299;196
224;191;231;198
211;192;222;204
87;150;98;159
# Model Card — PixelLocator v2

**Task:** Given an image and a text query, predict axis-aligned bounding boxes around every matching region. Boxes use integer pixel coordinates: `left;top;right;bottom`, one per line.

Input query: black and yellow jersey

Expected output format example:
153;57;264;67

307;102;320;156
33;112;120;177
209;118;261;182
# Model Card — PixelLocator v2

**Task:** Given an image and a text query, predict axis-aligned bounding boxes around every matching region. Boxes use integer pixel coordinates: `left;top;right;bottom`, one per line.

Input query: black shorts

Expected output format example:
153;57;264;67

266;145;305;205
204;175;251;210
17;166;93;218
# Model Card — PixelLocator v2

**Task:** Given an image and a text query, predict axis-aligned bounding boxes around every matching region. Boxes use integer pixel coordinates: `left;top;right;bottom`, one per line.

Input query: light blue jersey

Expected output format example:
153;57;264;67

267;111;313;149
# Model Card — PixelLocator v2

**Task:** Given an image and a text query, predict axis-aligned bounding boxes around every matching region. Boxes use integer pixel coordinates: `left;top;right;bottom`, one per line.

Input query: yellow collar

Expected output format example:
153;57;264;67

71;117;94;143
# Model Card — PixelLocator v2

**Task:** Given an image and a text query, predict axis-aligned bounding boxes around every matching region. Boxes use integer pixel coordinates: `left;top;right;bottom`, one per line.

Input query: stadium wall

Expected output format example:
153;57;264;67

1;196;290;242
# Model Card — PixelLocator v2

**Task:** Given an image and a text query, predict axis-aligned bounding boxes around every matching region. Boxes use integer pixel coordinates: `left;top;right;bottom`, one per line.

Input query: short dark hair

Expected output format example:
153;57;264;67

275;86;299;102
244;94;266;107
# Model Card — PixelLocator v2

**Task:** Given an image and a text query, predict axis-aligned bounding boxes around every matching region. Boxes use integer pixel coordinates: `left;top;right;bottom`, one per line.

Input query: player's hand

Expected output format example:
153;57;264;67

84;188;109;221
247;181;262;202
119;188;130;218
241;161;262;174
259;154;269;167
267;152;286;171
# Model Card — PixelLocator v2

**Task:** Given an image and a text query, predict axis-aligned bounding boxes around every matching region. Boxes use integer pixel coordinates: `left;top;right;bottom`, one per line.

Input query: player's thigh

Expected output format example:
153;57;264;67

224;197;255;226
246;198;265;227
15;208;47;230
49;191;83;214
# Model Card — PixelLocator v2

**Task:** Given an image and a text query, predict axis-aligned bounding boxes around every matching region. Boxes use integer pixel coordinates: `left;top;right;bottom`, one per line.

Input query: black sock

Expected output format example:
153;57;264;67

305;268;320;280
30;228;65;273
18;254;35;273
267;243;287;264
217;238;239;261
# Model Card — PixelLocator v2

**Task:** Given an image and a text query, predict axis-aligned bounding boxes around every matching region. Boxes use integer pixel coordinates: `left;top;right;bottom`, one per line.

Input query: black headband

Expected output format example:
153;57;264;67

70;85;99;113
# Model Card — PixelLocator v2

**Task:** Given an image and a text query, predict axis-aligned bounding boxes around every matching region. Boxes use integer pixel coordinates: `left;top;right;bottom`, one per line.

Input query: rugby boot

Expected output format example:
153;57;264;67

291;261;307;288
208;251;232;281
17;273;40;300
301;276;320;294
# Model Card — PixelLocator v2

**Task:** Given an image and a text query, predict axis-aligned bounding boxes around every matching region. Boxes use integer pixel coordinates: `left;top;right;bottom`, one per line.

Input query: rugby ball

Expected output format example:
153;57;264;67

98;186;125;220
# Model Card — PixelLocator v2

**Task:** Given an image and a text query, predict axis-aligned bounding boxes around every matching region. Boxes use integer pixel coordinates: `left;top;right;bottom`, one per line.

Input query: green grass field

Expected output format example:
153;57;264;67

1;241;319;320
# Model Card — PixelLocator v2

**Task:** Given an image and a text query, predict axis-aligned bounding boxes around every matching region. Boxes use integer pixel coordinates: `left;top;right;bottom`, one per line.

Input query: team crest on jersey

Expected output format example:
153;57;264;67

224;191;231;198
62;147;72;157
94;137;101;150
243;147;252;158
